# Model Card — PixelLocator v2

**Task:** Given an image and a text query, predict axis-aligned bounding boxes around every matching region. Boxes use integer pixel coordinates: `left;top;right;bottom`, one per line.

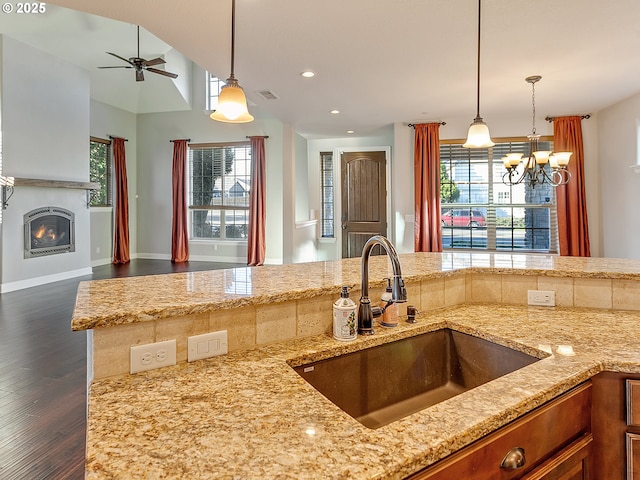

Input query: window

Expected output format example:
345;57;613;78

440;138;557;252
188;142;251;240
206;73;225;111
320;152;334;237
89;137;112;207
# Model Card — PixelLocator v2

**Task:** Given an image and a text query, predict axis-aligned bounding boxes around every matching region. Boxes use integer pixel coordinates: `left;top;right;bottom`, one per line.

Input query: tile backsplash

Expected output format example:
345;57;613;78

91;271;640;380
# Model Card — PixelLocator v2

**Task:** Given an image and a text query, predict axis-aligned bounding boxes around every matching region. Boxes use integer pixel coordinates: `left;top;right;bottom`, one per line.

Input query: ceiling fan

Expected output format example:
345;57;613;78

98;25;178;82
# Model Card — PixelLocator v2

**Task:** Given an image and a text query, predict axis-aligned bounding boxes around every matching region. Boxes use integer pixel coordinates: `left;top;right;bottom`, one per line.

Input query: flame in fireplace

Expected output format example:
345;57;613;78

34;224;57;241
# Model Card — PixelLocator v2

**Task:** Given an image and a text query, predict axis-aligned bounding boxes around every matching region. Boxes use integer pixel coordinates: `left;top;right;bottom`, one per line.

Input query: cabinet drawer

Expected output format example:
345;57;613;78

408;382;592;480
627;433;640;479
626;380;640;427
521;433;592;480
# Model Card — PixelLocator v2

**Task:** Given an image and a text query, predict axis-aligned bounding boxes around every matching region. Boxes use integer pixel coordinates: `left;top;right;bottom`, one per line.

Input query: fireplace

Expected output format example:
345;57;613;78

24;206;75;258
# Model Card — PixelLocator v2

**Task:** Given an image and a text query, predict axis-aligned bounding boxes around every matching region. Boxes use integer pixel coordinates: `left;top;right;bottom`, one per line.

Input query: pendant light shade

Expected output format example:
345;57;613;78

463;116;494;148
210;0;254;124
463;0;493;148
210;75;254;123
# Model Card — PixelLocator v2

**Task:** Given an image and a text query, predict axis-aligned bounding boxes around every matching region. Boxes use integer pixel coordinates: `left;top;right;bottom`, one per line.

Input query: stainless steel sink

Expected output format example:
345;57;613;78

293;329;540;429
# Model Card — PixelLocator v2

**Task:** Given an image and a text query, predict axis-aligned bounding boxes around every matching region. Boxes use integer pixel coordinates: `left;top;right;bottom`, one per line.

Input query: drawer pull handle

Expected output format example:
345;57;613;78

500;447;526;469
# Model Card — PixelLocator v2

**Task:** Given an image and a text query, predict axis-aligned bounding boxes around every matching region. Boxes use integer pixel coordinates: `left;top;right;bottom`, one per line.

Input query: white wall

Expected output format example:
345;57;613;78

295;133;309;222
597;92;640;258
89;100;137;265
0;36;92;292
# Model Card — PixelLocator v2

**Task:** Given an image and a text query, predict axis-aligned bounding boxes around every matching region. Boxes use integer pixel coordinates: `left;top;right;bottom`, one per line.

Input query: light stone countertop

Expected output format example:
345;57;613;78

72;252;640;331
85;303;640;479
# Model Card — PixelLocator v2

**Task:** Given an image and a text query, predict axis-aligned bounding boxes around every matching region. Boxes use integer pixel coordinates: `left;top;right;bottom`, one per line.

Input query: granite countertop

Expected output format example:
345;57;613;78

72;252;640;331
85;303;640;479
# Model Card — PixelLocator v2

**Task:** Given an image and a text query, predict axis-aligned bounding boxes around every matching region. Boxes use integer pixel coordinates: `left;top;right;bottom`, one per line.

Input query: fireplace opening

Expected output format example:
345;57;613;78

24;207;75;258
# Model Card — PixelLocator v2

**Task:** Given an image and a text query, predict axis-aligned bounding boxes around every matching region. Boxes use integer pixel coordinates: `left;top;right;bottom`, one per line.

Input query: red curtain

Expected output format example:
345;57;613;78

171;139;189;263
554;116;590;257
414;123;442;252
112;137;130;264
247;136;266;266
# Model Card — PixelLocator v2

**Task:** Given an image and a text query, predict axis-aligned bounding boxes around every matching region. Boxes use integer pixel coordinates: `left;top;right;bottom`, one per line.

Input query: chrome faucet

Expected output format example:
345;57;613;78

358;235;407;335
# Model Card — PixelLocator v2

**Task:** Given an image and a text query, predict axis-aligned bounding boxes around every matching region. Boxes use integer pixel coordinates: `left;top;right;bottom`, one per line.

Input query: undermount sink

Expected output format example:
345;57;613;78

293;329;541;429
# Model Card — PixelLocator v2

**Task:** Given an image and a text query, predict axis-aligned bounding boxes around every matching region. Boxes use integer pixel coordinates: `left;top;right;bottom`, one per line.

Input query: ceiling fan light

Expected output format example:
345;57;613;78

210;78;254;123
463;118;494;148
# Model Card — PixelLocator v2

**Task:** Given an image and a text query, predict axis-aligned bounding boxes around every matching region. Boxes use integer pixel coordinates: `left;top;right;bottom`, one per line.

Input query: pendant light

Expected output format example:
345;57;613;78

463;0;494;148
210;0;254;123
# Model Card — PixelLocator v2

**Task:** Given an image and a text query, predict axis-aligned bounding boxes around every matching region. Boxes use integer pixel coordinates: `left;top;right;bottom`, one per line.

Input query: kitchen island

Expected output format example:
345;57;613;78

74;252;640;479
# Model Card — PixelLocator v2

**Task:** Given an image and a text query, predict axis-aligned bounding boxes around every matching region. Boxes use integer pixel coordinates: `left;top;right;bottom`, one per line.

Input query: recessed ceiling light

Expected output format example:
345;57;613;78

301;71;315;78
330;109;340;115
346;130;355;134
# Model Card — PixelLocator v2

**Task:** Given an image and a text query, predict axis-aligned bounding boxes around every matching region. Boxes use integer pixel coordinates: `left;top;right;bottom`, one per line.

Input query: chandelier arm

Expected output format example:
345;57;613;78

551;169;571;186
539;166;552;184
502;166;529;186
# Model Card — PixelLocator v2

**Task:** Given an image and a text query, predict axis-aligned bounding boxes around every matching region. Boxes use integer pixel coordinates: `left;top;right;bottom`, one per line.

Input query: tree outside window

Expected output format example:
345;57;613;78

89;137;112;207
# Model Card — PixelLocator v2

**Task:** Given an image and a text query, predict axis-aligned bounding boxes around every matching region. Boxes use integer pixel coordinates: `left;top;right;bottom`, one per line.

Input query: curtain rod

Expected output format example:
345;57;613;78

408;122;447;128
545;114;591;122
246;135;269;138
170;138;191;143
108;135;128;141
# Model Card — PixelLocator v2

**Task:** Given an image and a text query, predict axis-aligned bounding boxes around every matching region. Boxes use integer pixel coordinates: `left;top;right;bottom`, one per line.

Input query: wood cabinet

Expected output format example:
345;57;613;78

408;382;592;480
592;372;640;480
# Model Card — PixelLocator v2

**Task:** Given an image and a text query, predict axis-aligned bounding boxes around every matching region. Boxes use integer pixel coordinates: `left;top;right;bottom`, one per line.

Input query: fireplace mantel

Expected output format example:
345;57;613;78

11;177;100;190
1;176;100;209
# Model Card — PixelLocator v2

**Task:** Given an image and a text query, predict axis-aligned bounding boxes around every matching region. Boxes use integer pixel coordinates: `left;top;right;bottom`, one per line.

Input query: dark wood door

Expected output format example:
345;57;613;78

341;151;387;258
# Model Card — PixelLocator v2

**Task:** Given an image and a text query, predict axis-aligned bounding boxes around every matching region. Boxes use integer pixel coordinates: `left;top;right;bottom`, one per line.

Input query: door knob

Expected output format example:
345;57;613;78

342;224;347;230
500;447;526;469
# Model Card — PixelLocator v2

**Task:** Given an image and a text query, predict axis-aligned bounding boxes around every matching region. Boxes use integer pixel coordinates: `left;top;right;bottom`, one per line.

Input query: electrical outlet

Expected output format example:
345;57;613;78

527;290;556;307
130;339;177;374
188;330;228;362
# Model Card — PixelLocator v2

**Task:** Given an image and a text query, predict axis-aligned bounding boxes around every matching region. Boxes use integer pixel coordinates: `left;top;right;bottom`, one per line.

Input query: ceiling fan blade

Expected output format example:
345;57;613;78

98;66;133;69
136;69;144;82
144;57;166;67
146;67;178;79
106;52;134;66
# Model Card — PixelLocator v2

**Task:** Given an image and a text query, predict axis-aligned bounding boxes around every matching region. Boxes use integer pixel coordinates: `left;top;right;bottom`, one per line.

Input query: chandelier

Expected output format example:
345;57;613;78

502;75;572;187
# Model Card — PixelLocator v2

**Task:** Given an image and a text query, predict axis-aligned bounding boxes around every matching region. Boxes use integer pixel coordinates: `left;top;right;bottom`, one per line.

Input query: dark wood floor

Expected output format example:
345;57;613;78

0;259;242;480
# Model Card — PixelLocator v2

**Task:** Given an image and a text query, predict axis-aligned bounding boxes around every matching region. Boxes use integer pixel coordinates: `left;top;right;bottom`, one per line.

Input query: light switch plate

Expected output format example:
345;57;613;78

188;330;228;362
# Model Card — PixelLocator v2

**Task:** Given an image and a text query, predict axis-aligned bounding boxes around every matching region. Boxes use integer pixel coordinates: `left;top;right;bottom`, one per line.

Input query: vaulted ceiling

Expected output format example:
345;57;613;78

5;0;640;139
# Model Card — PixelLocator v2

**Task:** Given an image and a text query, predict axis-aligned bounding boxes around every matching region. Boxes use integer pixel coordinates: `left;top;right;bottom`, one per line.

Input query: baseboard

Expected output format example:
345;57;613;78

134;252;250;264
91;257;112;267
1;267;93;293
91;253;139;267
136;253;172;261
187;253;246;264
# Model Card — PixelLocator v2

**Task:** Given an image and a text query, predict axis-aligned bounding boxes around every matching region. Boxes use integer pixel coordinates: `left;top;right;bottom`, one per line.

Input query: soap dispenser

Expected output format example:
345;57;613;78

333;286;357;341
